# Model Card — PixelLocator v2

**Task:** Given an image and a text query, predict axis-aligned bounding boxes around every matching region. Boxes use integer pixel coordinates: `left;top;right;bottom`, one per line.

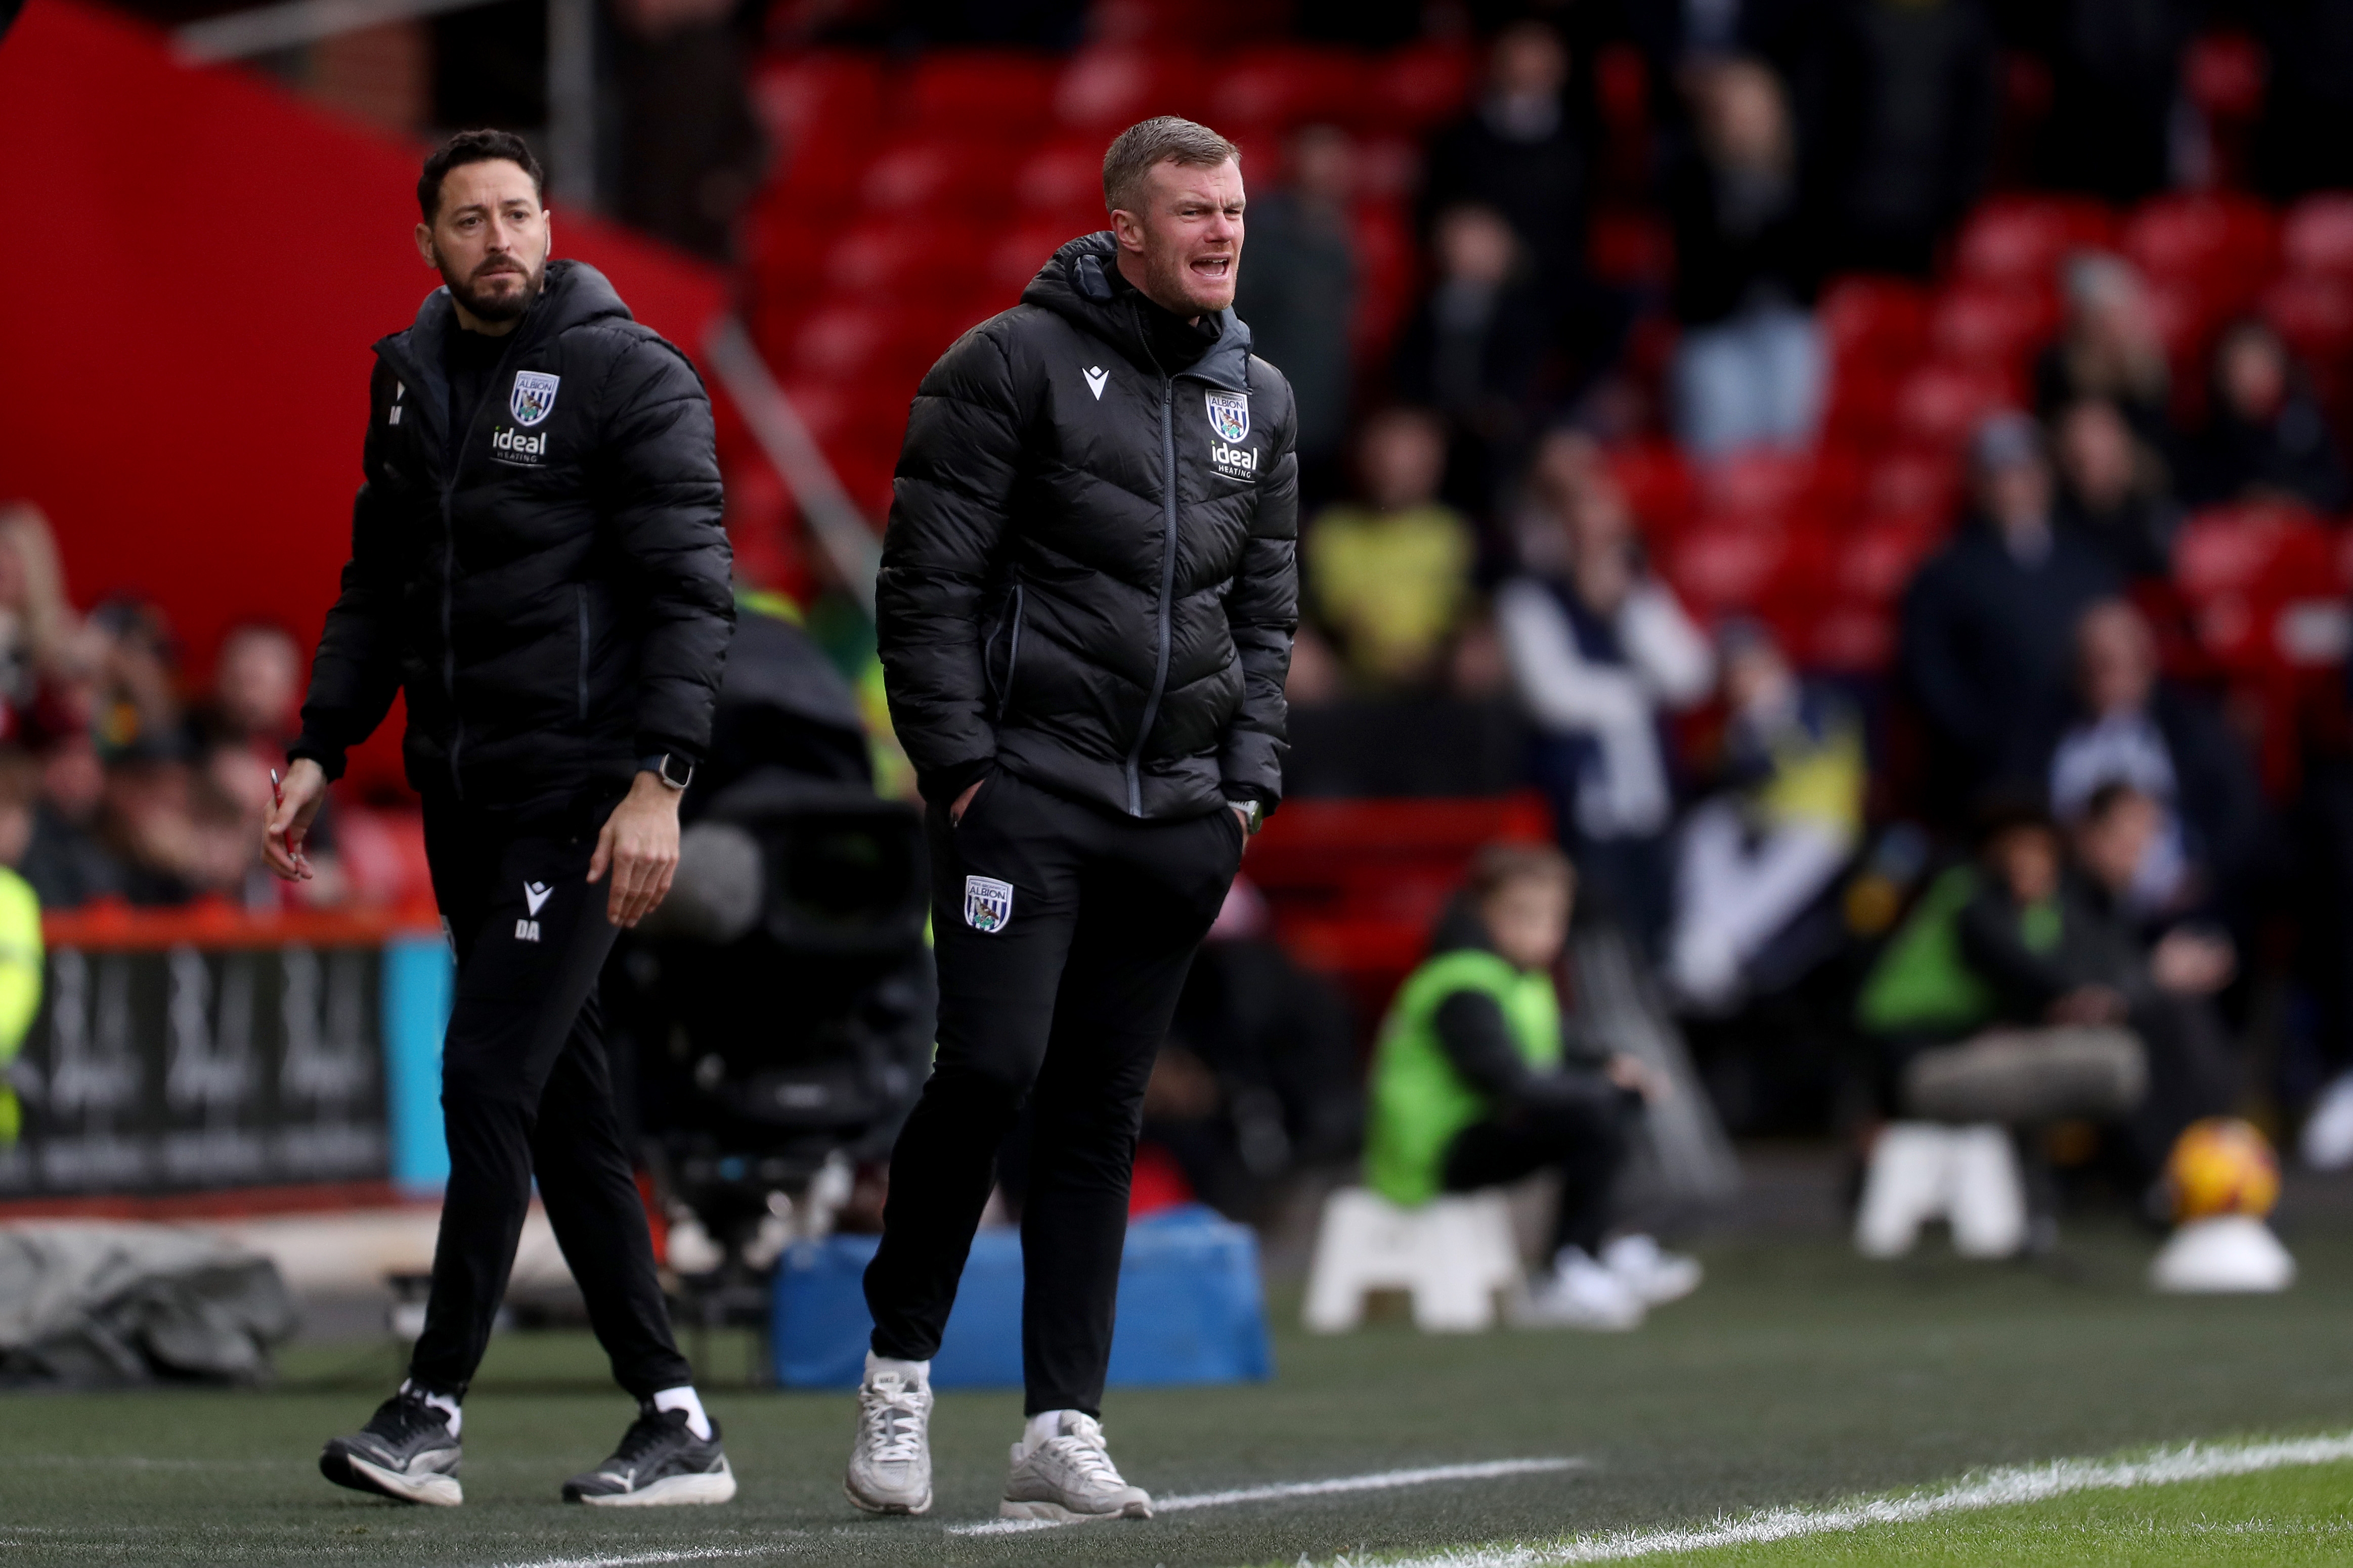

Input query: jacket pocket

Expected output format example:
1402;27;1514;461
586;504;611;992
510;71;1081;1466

988;583;1026;721
574;584;590;724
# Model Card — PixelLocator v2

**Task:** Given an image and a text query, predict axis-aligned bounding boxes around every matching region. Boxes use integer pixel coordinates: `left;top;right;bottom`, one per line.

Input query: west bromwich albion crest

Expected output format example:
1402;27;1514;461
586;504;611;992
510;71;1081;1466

1205;389;1249;443
510;371;560;428
963;875;1014;934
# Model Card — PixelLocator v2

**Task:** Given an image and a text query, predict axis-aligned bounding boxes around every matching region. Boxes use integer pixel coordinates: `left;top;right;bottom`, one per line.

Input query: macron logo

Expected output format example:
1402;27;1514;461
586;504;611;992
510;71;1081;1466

524;881;553;916
1083;366;1108;400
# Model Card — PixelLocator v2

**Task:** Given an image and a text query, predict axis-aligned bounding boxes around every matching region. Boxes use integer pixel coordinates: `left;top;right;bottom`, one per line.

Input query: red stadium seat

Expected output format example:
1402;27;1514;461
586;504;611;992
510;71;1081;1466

1950;196;2113;291
1609;441;1695;534
1838;516;1944;604
859;137;1022;214
1929;285;2058;371
2121;192;2279;314
1349;200;1418;360
749;52;883;165
1860;449;1962;524
1818;276;1931;368
986;221;1084;304
1207;47;1366;131
904;51;1060;135
1052;44;1205;129
1013;138;1107;219
2283;193;2353;281
1366;41;1476;132
1890;362;2013;452
2261;274;2353;390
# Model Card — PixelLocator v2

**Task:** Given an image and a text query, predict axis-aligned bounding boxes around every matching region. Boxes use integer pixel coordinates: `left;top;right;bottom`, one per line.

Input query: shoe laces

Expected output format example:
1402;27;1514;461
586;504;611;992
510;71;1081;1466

610;1407;685;1467
861;1375;927;1464
1039;1415;1125;1487
369;1391;454;1445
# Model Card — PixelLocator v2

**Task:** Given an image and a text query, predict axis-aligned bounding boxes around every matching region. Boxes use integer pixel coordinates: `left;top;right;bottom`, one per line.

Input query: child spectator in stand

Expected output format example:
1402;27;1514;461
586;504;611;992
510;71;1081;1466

1497;460;1713;951
1303;408;1478;694
2183;320;2349;513
2035;254;2174;453
1666;56;1821;460
1665;620;1865;1013
1366;843;1700;1330
2051;397;2180;583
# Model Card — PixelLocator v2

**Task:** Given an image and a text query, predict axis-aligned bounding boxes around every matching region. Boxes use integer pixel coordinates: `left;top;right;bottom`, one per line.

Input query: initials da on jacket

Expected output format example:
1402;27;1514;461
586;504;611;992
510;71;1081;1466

293;259;735;807
877;231;1301;821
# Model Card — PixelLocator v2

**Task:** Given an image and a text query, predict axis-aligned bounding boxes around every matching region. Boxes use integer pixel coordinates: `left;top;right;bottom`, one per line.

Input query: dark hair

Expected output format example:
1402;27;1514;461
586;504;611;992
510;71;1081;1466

418;129;544;225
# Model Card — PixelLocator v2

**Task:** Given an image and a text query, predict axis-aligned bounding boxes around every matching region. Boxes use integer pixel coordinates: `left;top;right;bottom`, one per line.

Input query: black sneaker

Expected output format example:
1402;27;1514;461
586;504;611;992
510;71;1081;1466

561;1404;736;1506
320;1390;463;1507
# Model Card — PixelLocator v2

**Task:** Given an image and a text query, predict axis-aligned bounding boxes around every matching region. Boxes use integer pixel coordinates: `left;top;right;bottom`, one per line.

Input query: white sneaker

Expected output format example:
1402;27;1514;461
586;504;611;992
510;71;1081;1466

2303;1070;2353;1170
1513;1246;1645;1331
1602;1234;1704;1307
844;1354;933;1515
999;1411;1152;1521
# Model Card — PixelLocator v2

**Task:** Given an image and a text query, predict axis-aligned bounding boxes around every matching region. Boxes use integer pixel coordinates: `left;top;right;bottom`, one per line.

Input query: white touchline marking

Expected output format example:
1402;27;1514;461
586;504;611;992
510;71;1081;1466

1321;1429;2353;1566
948;1457;1585;1536
494;1550;776;1568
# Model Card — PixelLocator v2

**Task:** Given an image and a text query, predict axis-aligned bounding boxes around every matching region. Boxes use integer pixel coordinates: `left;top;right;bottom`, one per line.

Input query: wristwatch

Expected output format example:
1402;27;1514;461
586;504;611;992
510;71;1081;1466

1228;797;1263;836
642;753;694;791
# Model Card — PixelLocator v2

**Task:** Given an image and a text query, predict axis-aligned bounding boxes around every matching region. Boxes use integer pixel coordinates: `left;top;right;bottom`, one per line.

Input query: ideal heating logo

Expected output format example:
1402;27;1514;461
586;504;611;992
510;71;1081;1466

490;426;548;465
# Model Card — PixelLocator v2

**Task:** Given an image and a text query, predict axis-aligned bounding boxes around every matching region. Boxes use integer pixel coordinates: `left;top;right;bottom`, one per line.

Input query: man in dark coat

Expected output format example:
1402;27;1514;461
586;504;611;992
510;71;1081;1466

844;116;1297;1523
266;131;737;1509
1899;413;2119;819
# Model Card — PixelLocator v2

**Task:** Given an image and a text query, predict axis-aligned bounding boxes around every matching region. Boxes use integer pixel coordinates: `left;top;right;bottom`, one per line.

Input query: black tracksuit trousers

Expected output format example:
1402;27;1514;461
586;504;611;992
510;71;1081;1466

1441;1084;1638;1258
864;770;1244;1415
406;798;692;1401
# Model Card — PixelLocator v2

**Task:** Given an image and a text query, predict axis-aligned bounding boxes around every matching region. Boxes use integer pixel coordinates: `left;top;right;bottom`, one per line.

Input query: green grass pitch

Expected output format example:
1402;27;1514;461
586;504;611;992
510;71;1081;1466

7;1226;2353;1566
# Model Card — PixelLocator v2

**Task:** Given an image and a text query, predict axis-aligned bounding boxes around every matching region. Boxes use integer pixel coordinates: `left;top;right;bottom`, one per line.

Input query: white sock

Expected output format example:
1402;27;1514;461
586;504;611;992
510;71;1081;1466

652;1385;712;1441
400;1379;461;1437
864;1351;930;1388
1022;1410;1077;1453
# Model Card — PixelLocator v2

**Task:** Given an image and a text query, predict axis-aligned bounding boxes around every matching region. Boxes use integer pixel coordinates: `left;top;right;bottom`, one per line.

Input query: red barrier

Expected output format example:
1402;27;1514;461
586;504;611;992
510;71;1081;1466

0;0;728;790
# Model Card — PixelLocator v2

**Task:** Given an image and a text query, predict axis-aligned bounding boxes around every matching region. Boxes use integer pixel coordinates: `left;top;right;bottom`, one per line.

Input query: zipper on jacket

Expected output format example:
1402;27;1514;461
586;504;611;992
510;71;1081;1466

440;487;463;798
1124;376;1180;817
575;584;590;724
994;583;1025;722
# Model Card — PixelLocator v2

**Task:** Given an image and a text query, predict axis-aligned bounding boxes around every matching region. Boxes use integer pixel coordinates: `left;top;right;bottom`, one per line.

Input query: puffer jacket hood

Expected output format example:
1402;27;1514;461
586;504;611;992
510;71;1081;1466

875;231;1300;821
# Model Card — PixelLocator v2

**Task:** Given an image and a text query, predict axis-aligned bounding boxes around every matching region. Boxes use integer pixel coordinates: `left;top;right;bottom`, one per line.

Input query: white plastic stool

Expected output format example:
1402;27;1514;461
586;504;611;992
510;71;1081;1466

1853;1123;2027;1259
1302;1186;1521;1332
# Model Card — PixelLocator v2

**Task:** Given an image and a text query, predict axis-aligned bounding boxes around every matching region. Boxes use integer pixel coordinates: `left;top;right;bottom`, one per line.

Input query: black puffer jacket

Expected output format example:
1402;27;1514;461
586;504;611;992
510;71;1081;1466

293;260;734;811
877;233;1299;820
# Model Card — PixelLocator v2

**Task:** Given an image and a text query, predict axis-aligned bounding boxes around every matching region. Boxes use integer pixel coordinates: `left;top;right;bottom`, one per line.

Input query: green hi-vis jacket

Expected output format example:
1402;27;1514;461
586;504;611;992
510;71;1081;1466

1365;947;1560;1206
0;865;41;1144
1855;865;2061;1039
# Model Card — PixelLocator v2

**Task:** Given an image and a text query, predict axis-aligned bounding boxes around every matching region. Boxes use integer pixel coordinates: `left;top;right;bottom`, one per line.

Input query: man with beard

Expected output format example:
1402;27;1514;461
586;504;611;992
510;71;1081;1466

265;130;736;1508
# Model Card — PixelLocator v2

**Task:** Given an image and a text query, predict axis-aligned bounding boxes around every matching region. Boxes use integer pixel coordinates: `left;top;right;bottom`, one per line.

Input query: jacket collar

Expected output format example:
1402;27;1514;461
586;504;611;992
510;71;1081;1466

1022;231;1254;392
374;259;629;448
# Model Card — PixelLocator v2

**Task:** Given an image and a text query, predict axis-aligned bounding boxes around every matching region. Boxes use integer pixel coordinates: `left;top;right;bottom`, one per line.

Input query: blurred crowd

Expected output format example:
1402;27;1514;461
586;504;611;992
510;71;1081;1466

1203;7;2353;1172
0;504;423;918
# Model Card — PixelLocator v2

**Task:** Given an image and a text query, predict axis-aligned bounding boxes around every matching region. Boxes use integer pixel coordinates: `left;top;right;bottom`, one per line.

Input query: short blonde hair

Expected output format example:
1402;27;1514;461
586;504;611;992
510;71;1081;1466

1102;116;1240;215
1464;841;1575;906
